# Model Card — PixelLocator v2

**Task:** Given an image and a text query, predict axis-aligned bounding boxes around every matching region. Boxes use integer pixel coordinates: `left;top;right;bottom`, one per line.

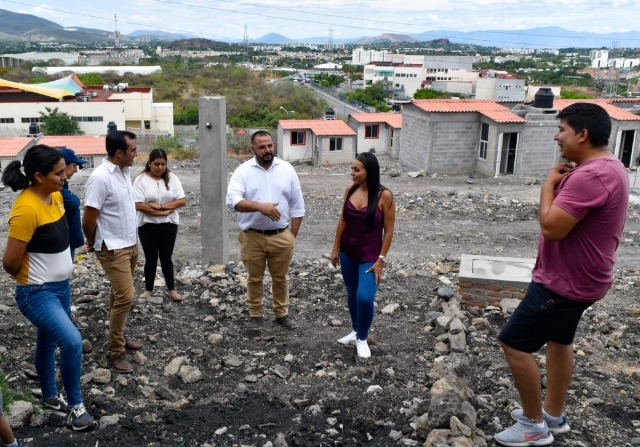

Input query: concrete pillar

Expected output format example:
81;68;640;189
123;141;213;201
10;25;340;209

199;96;229;265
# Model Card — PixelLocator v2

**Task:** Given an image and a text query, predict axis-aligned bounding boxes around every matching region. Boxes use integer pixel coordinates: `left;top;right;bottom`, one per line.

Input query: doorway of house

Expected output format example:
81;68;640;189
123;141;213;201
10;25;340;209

500;132;519;175
619;130;635;168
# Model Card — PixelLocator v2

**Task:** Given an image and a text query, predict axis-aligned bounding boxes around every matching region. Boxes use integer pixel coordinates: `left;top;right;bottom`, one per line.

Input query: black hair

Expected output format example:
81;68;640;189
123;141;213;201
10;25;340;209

346;152;387;230
1;145;63;192
106;130;137;158
143;148;171;190
556;103;611;147
251;130;272;145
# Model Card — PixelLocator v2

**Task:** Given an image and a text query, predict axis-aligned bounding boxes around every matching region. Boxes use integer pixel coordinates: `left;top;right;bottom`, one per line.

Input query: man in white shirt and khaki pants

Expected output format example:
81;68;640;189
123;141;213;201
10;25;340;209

227;131;305;331
82;130;144;374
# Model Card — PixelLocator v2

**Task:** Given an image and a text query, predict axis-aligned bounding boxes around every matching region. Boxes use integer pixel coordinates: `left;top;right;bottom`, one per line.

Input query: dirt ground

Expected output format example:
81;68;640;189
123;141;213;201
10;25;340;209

1;156;639;447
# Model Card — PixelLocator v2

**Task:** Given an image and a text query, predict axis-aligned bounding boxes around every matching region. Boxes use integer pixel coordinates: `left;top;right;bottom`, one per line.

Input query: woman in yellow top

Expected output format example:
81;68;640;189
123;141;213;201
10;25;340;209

1;145;96;432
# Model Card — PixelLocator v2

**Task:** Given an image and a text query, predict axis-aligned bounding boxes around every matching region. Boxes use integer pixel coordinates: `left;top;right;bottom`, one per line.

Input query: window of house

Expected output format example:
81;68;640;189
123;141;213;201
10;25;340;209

329;137;343;151
478;123;489;160
0;118;14;123
365;124;379;139
74;116;104;122
21;117;40;123
291;131;305;145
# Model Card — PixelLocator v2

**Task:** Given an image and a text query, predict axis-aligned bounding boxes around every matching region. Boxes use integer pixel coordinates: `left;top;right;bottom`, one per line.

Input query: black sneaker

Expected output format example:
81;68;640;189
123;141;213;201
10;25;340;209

247;317;264;331
41;394;68;412
67;403;97;431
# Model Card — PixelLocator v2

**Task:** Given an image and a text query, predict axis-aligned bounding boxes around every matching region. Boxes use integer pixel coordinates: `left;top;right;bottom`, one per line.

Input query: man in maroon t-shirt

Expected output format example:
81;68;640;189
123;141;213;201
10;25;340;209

494;103;629;447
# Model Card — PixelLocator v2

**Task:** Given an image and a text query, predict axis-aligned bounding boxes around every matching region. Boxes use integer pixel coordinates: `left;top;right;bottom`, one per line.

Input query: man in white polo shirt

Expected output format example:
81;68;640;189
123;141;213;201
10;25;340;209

227;130;305;331
82;130;143;374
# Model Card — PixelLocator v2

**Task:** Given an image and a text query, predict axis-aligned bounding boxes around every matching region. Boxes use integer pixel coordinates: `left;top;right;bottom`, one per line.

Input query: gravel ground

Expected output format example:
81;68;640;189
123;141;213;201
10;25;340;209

0;156;639;447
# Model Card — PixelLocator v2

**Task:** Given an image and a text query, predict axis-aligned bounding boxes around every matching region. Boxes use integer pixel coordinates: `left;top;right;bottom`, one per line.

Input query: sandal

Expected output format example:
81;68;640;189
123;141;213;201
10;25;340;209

139;291;152;299
169;291;182;302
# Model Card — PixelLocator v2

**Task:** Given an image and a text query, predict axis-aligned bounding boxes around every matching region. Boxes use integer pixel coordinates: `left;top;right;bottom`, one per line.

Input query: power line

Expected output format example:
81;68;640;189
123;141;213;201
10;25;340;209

195;0;640;42
0;0;244;42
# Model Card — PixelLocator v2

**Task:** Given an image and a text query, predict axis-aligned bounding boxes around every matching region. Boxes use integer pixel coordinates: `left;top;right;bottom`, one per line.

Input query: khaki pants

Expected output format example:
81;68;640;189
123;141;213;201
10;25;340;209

96;243;139;355
239;229;295;319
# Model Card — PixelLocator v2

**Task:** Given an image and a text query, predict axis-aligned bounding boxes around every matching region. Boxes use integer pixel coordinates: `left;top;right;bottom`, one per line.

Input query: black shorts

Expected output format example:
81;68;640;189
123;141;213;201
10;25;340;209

498;281;593;353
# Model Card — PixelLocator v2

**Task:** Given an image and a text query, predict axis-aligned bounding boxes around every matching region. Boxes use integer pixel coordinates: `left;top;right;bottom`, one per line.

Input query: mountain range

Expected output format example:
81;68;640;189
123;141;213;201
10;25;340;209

1;8;640;48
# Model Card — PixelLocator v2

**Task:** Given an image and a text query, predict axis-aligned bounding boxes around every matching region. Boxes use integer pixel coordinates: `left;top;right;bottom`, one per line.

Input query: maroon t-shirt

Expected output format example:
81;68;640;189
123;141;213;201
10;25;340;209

532;158;629;302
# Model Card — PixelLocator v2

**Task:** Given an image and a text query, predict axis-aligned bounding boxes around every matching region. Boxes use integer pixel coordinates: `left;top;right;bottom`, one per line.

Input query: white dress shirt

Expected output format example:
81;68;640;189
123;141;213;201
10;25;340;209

226;156;305;231
133;172;186;226
85;159;138;250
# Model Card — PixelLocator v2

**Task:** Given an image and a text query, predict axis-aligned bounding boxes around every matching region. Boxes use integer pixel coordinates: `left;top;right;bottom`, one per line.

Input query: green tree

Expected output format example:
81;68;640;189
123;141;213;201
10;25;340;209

560;91;591;99
39;107;84;136
77;73;105;86
346;82;391;111
414;88;451;99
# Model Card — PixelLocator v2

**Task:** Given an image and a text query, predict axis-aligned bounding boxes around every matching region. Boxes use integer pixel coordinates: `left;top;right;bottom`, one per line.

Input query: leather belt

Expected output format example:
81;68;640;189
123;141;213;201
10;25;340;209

246;227;287;236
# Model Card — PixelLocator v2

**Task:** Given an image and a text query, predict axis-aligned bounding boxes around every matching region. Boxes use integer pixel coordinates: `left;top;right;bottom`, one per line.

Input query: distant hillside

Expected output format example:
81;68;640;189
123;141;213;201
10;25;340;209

410;26;640;48
128;30;198;40
0;8;109;42
254;33;292;44
354;33;418;45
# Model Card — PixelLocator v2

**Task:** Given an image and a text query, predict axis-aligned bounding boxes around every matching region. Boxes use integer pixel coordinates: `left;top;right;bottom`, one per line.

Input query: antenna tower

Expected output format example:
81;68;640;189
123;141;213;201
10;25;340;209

328;28;334;59
114;14;120;48
243;25;249;63
603;41;620;98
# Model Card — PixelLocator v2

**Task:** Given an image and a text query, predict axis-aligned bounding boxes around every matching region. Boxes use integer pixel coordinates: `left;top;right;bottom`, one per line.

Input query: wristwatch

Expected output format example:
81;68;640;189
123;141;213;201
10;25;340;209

378;255;386;262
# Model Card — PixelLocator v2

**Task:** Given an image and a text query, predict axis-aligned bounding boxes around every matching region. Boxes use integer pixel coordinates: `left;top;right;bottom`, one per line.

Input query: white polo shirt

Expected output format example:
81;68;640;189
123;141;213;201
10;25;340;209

226;156;305;231
85;159;138;250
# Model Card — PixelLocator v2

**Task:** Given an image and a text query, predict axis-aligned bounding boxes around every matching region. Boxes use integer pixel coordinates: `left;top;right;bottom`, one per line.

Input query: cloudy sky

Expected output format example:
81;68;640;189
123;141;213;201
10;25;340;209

2;0;639;42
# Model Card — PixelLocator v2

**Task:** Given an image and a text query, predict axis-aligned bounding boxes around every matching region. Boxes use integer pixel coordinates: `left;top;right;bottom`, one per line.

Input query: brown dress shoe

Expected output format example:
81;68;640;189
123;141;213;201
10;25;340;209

110;352;133;374
275;316;297;330
124;338;144;350
247;317;264;331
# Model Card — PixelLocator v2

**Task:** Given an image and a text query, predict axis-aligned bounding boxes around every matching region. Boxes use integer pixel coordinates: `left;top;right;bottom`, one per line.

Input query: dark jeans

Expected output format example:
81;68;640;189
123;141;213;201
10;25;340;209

339;252;378;340
15;279;83;407
138;223;178;291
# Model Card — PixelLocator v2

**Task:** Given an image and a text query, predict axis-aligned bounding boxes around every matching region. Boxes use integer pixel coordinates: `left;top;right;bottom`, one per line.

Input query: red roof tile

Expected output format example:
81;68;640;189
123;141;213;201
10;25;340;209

278;120;357;136
412;99;526;123
39;136;107;156
350;113;402;128
554;99;640;121
0;137;33;157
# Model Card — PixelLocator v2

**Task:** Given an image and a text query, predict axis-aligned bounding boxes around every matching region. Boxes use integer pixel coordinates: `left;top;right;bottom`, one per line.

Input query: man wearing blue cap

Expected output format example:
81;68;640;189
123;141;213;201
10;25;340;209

59;147;89;331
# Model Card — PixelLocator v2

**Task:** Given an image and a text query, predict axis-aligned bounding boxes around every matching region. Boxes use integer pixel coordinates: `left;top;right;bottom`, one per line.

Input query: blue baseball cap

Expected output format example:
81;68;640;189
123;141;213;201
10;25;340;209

58;148;87;165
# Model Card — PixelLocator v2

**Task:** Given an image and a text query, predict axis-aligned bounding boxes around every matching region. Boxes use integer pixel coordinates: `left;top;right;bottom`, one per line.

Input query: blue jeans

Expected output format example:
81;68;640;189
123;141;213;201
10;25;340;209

339;252;378;340
15;279;83;407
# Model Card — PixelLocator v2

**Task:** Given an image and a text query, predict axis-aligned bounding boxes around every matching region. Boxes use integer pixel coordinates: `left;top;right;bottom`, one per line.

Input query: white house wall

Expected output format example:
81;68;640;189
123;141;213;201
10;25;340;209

0;102;125;135
280;129;313;162
356;123;390;155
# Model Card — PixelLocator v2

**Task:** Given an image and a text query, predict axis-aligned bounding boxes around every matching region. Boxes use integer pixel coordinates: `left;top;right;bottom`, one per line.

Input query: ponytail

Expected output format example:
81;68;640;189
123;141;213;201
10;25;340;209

1;160;29;192
1;145;63;192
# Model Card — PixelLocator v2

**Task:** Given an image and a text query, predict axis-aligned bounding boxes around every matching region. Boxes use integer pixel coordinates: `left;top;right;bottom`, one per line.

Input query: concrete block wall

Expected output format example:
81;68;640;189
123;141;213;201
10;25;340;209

399;105;430;171
390;127;402;159
459;280;527;308
516;113;559;176
316;135;356;166
429;114;479;175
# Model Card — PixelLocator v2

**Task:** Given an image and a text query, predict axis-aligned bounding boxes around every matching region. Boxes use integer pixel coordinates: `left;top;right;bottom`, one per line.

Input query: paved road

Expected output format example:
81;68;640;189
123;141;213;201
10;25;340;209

306;85;368;119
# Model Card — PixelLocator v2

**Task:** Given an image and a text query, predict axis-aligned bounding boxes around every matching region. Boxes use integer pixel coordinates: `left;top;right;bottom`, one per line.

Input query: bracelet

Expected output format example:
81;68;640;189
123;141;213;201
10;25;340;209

332;248;339;251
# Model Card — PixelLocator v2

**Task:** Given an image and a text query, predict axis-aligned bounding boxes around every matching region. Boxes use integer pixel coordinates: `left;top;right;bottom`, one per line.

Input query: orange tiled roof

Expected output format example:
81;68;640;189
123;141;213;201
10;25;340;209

412;99;526;123
278;120;357;136
0;137;33;157
350;113;402;128
554;99;640;121
39;135;107;156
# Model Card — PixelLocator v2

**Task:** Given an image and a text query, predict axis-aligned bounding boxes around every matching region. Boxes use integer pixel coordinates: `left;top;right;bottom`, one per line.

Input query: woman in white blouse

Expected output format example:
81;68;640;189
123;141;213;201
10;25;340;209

133;149;186;302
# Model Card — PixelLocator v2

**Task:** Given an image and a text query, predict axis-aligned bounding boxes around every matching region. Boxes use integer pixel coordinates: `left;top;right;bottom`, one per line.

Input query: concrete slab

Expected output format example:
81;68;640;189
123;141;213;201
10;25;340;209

459;255;535;285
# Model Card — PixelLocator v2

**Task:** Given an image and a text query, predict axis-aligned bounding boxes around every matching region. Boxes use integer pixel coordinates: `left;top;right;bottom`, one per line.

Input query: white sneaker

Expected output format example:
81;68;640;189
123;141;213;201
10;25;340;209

356;339;371;358
337;331;357;345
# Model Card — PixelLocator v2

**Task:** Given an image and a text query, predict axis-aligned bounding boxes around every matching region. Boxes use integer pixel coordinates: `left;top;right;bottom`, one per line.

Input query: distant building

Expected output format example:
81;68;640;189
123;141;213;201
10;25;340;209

475;72;525;101
399;98;640;177
0;74;174;136
0;52;79;68
0;137;35;168
39;135;107;168
277;120;357;166
589;50;609;68
32;66;162;76
347;113;402;159
351;47;390;65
